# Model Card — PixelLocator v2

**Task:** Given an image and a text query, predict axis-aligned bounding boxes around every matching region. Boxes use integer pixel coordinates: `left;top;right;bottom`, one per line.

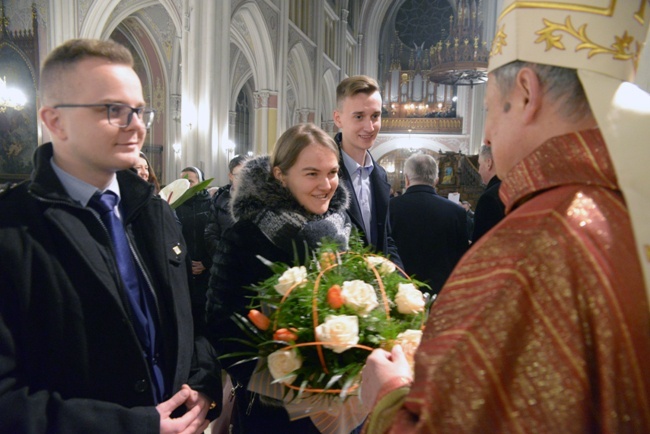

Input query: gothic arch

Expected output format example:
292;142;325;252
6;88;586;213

358;0;398;77
321;68;337;124
99;1;180;38
79;0;181;39
230;48;254;107
230;3;275;90
287;42;314;112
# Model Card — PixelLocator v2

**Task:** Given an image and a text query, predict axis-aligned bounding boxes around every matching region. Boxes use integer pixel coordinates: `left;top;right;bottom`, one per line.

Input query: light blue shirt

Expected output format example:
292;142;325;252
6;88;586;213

341;150;374;243
50;158;122;218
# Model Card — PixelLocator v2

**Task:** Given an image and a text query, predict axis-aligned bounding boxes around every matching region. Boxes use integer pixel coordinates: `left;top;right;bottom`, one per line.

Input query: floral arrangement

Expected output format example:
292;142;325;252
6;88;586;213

224;235;431;401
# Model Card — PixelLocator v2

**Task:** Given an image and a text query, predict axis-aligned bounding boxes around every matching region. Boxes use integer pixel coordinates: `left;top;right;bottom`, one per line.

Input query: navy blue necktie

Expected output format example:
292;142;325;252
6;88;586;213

89;191;165;402
90;192;142;306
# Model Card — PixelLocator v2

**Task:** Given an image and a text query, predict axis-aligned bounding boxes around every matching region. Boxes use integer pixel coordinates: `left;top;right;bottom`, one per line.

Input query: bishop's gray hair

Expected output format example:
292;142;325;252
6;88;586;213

491;61;591;122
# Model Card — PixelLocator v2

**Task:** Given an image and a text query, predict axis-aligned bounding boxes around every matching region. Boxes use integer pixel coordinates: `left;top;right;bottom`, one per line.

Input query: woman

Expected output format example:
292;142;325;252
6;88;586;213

206;123;350;433
133;151;160;194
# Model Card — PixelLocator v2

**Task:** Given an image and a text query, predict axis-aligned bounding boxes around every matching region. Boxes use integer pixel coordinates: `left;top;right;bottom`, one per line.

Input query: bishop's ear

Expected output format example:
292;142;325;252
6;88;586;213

515;67;543;123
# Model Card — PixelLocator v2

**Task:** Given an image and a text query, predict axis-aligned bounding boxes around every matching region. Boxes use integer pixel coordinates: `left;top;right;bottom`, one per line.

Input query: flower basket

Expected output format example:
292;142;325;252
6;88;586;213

221;236;432;431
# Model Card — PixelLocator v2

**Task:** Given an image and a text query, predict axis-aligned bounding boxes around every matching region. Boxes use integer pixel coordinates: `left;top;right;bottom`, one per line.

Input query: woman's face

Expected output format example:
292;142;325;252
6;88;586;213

134;156;149;181
274;142;340;215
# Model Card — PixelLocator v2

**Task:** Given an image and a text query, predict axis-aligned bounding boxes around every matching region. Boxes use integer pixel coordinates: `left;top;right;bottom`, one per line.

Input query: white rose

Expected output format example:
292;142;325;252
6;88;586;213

274;266;307;295
267;349;303;385
395;329;423;370
365;256;396;275
341;280;379;316
315;315;359;353
394;283;425;314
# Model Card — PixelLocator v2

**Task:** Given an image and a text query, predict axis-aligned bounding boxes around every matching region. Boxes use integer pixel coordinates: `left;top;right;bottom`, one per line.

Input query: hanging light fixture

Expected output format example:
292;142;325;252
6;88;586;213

388;0;488;88
0;76;27;113
382;0;487;131
427;0;489;86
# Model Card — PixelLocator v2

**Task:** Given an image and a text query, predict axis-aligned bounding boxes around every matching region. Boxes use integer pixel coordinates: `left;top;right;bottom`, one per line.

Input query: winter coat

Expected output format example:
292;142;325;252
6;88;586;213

205;155;350;434
175;188;213;334
0;143;221;433
204;184;235;258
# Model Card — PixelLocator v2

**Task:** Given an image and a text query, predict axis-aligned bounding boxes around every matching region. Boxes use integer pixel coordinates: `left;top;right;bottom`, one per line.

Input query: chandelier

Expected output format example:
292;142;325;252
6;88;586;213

0;76;27;113
427;0;489;86
381;0;488;130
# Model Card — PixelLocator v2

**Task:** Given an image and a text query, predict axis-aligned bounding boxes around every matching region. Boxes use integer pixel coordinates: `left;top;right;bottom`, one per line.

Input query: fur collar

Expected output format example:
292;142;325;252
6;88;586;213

230;155;349;223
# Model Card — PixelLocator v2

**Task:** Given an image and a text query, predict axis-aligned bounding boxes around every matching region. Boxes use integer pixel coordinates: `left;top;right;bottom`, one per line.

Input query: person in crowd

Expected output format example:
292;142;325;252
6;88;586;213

204;154;248;258
134;151;161;194
206;123;351;433
460;200;475;241
0;38;221;433
333;75;402;267
471;144;505;243
176;166;212;335
204;155;248;434
360;2;650;432
389;154;468;295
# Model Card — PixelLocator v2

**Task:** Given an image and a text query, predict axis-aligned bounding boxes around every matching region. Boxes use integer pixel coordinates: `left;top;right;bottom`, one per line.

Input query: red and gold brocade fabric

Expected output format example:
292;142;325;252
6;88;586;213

387;130;650;433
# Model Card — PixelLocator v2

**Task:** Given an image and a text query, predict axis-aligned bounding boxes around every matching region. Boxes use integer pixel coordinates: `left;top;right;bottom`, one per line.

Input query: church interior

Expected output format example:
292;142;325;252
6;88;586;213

1;0;649;208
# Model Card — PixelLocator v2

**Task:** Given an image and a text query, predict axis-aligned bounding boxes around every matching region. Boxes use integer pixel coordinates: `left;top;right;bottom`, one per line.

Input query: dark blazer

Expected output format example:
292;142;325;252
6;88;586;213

335;133;402;267
389;184;469;294
471;175;506;243
0;143;221;433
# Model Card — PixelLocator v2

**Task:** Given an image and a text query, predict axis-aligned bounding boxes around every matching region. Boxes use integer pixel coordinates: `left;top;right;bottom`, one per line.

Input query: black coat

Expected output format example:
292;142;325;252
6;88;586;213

206;156;349;434
204;184;234;258
389;184;469;295
334;133;403;268
471;175;506;243
0;143;221;433
175;188;213;335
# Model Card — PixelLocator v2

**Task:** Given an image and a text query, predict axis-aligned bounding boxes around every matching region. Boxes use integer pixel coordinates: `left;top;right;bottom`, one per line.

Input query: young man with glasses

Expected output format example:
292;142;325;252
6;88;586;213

0;39;221;433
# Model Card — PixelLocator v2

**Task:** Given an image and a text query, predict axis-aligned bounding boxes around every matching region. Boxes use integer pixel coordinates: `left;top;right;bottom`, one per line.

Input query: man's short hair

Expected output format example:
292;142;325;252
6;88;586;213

404;153;438;186
479;144;492;159
336;75;379;108
40;39;134;104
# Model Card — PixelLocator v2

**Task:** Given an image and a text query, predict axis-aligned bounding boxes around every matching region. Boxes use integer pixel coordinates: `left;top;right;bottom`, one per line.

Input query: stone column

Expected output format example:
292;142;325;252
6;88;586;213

228;111;237;141
254;90;278;155
181;0;231;185
338;5;349;81
313;2;325;124
298;108;314;123
47;0;78;50
276;0;289;135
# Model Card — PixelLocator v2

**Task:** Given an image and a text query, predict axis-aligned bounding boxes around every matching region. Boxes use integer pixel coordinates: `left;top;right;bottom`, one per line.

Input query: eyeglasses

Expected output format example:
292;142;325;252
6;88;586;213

53;103;156;129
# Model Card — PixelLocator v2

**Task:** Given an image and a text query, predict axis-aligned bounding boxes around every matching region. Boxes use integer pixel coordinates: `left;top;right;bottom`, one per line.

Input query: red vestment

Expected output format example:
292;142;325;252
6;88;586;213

385;130;650;433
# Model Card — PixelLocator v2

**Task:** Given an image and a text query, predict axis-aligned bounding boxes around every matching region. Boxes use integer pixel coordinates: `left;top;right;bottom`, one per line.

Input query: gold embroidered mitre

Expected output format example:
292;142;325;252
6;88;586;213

489;0;650;310
488;0;649;79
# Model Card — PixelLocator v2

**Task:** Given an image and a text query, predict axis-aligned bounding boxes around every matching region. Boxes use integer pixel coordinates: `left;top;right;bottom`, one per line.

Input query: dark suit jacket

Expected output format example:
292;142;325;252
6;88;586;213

471;175;506;243
389;184;469;294
335;133;402;267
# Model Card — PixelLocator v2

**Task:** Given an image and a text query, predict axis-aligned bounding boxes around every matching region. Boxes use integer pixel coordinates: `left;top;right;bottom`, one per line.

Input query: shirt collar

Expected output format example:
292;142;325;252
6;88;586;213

341;149;374;176
50;157;121;207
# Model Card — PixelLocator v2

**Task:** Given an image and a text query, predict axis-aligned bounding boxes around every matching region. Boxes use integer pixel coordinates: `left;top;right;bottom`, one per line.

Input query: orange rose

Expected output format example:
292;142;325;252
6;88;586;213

273;328;298;342
247;309;270;330
327;284;344;309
